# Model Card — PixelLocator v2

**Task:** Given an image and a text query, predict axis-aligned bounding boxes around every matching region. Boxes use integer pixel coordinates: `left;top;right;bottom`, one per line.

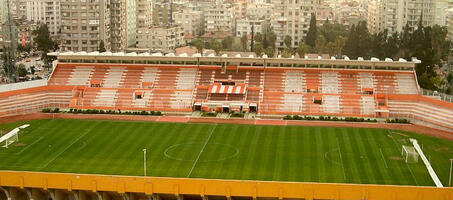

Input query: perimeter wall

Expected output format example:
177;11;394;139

0;171;452;200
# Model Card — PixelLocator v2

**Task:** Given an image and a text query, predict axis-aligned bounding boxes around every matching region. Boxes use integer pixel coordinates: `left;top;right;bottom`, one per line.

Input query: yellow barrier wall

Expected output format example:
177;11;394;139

0;171;452;200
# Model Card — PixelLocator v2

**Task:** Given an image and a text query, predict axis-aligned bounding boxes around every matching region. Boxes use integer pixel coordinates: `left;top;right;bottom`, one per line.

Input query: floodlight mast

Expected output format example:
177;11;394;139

449;158;453;187
143;148;147;176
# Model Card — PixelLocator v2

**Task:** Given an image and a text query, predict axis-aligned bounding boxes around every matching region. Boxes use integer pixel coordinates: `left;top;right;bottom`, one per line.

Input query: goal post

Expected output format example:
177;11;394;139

0;124;30;148
401;145;419;163
2;132;18;148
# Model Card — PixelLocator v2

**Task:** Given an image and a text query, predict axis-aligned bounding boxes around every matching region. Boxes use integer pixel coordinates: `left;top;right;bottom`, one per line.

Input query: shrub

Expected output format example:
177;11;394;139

201;112;217;117
282;115;377;123
231;112;244;118
52;108;60;113
283;115;292;120
42;108;51;113
387;118;410;124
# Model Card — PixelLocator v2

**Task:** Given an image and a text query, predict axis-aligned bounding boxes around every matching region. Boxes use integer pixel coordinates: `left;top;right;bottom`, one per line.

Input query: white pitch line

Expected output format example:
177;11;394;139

379;148;389;169
336;137;347;180
40;127;93;169
387;130;418;185
186;124;217;178
15;136;44;155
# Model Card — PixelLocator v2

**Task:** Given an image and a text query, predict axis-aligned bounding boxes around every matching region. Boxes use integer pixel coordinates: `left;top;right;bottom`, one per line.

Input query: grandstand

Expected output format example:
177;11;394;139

0;52;453;200
0;52;451;131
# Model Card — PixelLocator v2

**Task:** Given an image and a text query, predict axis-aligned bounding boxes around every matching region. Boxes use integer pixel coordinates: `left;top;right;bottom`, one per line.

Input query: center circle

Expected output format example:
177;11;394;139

164;143;239;162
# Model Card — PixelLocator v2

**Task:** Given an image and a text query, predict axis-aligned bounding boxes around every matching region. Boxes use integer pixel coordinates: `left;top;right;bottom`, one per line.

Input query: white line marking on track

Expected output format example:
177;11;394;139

336;137;347;180
379;148;389;169
15;136;44;155
186;124;217;178
40;127;94;169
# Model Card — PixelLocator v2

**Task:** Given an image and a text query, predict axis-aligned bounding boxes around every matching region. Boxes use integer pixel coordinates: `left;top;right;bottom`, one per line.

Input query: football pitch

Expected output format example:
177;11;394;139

0;119;452;186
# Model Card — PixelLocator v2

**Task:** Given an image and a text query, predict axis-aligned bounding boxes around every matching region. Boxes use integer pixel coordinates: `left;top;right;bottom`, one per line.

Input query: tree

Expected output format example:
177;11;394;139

212;40;222;55
17;64;27;78
284;35;292;48
305;13;317;48
430;25;448;63
319;21;348;43
255;33;263;43
254;43;264;57
17;43;32;53
263;30;277;49
315;35;326;54
281;48;293;58
296;41;310;58
33;24;54;52
1;47;17;82
343;22;371;59
98;40;106;52
326;42;336;56
193;38;205;55
241;34;248;51
264;47;275;58
222;36;234;50
32;24;56;69
333;36;347;57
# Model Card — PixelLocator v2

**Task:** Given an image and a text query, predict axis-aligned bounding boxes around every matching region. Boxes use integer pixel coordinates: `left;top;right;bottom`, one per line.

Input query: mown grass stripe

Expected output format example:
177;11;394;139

0;119;449;186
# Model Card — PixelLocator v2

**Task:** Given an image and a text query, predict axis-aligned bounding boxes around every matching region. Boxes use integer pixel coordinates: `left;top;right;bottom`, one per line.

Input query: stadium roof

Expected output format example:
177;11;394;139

48;51;420;69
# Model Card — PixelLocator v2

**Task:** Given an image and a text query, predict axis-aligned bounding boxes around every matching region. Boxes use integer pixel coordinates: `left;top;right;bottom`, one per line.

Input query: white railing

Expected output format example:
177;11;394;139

420;88;453;103
0;79;48;93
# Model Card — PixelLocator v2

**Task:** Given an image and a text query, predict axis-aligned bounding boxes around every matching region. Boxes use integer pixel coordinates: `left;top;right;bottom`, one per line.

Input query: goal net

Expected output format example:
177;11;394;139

401;145;419;163
2;133;18;148
0;124;30;148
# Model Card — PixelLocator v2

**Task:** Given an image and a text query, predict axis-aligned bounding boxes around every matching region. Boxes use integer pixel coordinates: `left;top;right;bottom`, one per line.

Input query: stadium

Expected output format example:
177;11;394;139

0;52;452;200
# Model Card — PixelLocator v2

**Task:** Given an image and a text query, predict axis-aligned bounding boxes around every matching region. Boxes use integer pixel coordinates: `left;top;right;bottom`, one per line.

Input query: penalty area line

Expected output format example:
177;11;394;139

186;124;217;178
15;136;44;155
387;130;418;185
336;137;347;181
379;148;389;169
40;127;93;169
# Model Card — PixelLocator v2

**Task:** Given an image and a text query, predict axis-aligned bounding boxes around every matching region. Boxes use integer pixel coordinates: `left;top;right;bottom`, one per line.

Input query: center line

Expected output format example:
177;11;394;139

187;124;217;178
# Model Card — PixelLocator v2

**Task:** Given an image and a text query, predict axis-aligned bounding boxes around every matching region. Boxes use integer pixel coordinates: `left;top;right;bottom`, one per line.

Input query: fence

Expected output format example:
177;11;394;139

420;88;453;103
0;79;48;93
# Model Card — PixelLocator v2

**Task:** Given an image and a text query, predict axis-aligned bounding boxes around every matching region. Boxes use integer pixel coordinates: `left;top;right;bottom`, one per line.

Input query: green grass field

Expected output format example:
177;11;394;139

0;119;452;186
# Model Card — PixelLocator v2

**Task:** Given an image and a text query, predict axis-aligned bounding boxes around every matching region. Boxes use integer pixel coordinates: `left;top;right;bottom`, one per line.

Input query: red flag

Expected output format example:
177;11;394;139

22;33;26;47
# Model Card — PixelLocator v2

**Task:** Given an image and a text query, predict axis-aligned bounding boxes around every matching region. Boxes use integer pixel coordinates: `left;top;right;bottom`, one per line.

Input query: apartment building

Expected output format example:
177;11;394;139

173;8;202;36
204;3;235;32
233;0;247;20
110;0;136;51
368;0;436;34
271;0;321;49
60;0;111;52
332;1;366;28
136;25;184;53
152;2;182;25
435;0;453;26
448;8;453;41
25;0;60;36
246;3;273;20
236;18;268;37
136;0;152;29
367;0;379;34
